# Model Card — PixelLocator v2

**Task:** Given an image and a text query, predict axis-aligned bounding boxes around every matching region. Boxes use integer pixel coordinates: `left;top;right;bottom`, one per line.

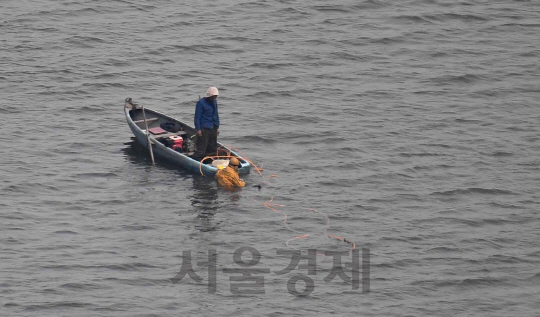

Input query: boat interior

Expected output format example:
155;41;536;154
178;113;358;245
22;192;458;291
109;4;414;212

130;108;193;137
128;107;242;165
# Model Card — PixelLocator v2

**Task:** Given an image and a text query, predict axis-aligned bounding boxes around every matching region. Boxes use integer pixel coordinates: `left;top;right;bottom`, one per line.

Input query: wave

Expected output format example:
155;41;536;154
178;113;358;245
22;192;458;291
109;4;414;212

426;246;460;253
420;143;453;148
41;262;160;271
370;36;406;45
248;62;297;69
330;51;368;62
3;183;60;194
412;216;526;228
501;23;540;28
104;277;172;286
430;188;517;196
241;135;277;144
399;152;444;157
351;0;387;10
74;172;119;178
121;224;155;231
24;301;93;311
374;258;420;269
213;35;250;42
270;113;320;124
274;7;310;16
64;35;108;48
0;105;22;114
489;202;524;209
487;254;529;264
394;15;436;24
455;118;483;123
430;73;484;86
487;151;513;157
59;282;102;291
435;276;512;288
53;230;79;235
311;5;349;13
422;13;490;23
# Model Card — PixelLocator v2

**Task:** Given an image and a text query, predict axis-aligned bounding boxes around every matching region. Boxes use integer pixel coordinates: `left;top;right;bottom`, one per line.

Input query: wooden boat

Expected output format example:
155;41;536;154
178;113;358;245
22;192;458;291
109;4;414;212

124;98;251;176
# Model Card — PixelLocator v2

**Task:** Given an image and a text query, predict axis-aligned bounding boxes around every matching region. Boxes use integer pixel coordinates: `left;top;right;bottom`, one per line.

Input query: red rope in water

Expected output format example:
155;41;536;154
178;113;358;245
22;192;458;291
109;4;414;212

261;198;357;253
199;146;356;253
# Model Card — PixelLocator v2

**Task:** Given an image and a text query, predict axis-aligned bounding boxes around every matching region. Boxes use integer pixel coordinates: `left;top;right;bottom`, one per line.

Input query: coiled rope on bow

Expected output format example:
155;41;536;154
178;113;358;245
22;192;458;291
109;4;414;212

197;145;264;177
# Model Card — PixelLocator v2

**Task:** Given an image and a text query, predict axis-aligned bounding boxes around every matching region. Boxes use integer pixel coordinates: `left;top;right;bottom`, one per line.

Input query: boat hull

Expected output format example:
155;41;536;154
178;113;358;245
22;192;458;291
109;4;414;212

124;101;250;176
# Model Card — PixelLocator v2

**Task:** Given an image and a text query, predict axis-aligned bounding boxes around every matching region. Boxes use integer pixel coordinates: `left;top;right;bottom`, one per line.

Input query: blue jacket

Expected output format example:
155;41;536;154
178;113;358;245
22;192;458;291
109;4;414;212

194;97;219;131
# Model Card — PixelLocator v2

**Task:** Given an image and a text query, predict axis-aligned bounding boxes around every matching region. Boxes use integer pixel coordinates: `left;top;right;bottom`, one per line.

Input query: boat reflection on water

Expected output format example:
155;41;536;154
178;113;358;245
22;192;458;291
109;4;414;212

191;176;220;233
122;138;192;171
122;138;222;233
122;138;153;165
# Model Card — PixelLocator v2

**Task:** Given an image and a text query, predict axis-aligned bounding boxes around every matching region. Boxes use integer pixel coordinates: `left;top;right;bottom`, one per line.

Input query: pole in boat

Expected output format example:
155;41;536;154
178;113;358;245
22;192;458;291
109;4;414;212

141;105;155;165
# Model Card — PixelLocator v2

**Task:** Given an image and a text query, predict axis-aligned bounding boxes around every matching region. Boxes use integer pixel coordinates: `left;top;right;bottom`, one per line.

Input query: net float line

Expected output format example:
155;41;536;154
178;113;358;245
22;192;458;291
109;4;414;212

202;145;357;253
260;197;357;253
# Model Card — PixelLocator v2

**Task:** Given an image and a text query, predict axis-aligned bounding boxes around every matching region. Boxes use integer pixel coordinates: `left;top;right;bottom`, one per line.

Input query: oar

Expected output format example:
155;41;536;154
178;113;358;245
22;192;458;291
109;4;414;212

141;105;155;165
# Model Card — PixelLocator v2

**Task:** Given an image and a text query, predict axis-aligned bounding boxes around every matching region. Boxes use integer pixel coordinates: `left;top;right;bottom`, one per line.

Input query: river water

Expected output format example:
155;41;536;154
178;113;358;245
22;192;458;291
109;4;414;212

1;0;539;316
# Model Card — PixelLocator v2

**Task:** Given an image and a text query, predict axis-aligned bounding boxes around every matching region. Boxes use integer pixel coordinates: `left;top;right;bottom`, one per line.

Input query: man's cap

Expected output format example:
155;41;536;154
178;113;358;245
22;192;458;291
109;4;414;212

205;87;219;98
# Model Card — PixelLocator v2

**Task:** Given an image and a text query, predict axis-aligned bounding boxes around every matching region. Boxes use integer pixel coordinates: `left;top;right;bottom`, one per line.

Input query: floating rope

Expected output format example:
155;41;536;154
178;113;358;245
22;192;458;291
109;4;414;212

199;145;356;253
259;197;357;254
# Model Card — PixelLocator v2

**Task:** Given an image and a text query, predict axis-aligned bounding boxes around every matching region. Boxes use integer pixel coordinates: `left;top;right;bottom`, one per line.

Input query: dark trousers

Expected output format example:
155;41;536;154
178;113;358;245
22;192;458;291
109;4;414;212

194;127;218;159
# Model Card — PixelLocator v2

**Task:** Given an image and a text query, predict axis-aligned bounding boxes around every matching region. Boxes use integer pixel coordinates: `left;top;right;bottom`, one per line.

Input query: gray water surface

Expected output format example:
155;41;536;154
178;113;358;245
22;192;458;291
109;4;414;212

1;0;539;316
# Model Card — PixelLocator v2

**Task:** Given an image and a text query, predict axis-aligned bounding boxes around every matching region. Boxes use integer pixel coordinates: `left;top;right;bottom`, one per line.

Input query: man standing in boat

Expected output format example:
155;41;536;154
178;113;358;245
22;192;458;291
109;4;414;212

193;87;220;160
